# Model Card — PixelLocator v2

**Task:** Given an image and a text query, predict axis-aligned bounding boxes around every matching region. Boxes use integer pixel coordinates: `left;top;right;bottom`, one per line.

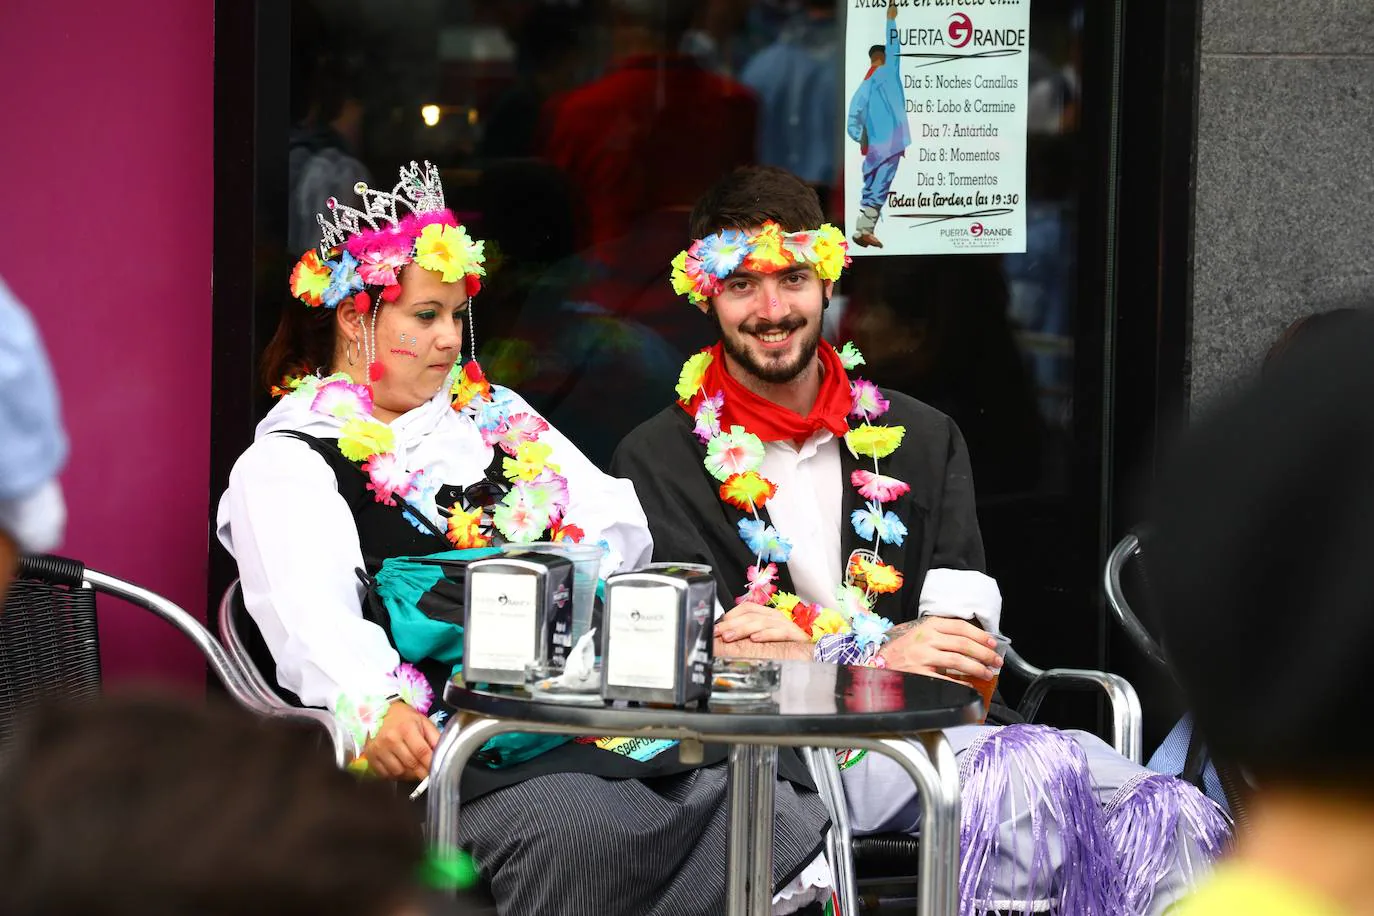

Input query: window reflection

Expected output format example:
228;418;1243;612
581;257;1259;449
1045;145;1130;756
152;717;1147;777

287;0;1085;492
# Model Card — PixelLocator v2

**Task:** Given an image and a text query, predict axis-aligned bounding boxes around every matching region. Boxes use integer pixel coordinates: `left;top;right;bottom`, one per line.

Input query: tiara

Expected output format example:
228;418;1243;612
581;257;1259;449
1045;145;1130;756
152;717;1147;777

289;160;485;309
315;160;447;260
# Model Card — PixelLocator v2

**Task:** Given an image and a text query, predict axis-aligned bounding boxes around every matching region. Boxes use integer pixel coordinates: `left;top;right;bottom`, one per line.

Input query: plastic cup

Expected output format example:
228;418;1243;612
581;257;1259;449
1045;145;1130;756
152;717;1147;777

947;632;1011;722
518;542;605;644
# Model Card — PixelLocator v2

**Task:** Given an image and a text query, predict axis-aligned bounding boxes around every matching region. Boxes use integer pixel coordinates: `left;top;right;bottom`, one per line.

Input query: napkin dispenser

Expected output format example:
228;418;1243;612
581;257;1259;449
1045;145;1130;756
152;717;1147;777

601;564;714;706
463;550;575;686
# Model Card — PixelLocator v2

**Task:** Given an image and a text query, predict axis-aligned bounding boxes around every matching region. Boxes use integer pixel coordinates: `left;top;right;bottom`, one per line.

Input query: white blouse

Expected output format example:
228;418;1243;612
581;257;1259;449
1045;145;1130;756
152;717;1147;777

216;384;653;710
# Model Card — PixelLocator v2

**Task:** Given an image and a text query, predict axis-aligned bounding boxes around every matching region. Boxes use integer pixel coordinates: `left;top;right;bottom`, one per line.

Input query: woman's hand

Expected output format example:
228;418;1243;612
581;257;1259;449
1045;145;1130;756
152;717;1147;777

715;601;812;644
878;616;1004;681
361;701;440;781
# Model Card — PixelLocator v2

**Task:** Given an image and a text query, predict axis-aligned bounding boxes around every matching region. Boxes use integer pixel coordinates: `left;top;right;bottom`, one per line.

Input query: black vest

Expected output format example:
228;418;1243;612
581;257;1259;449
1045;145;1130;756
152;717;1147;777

284;432;815;799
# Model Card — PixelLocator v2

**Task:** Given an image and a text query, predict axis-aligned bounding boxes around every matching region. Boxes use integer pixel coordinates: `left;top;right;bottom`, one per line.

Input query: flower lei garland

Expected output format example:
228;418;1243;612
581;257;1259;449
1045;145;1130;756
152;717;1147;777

669;220;850;304
677;344;910;665
275;363;587;547
276;361;585;759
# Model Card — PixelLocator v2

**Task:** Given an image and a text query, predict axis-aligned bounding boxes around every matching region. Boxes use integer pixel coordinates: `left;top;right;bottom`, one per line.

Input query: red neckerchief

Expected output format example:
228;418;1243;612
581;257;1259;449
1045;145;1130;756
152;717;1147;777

863;64;878;80
680;340;852;444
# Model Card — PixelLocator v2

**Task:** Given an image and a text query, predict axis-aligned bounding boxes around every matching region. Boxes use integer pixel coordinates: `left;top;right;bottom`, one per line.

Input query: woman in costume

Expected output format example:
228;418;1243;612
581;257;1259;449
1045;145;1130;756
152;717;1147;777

215;161;833;916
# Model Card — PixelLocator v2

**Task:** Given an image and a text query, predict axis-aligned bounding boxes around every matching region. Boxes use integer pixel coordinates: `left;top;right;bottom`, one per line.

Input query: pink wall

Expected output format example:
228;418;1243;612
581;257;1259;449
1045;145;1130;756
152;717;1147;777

0;1;213;689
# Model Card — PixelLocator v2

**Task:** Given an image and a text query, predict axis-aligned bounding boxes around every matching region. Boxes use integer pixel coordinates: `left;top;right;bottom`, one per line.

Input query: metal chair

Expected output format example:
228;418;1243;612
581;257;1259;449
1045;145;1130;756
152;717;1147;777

0;556;347;766
804;630;1145;916
219;578;502;914
4;560;498;913
216;581;316;708
216;578;357;766
1104;529;1251;831
1001;645;1143;764
1;555;101;748
1103;531;1169;670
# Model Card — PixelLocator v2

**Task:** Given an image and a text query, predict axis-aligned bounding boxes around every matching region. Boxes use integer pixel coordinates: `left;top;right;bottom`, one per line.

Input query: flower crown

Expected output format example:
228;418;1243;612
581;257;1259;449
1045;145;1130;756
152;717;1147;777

669;221;851;304
288;160;486;309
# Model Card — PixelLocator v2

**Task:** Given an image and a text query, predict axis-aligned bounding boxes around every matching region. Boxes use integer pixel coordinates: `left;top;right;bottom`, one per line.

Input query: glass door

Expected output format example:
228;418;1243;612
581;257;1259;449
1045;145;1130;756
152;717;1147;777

212;0;1201;739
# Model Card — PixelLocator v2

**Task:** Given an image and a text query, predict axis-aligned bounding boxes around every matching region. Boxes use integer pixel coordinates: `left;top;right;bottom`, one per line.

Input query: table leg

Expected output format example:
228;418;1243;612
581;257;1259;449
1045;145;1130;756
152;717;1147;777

426;716;510;858
820;752;860;916
802;747;859;916
726;743;779;915
874;733;960;916
747;744;779;914
918;730;961;910
727;745;753;914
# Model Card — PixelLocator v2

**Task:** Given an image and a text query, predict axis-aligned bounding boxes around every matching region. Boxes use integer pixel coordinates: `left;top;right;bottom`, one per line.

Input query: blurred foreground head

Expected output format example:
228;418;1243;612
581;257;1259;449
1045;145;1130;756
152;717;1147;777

0;693;425;916
1151;308;1374;791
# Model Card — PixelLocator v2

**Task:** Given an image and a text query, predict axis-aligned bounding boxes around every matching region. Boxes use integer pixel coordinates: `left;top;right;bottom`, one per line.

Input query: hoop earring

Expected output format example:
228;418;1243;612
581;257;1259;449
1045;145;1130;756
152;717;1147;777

346;338;359;365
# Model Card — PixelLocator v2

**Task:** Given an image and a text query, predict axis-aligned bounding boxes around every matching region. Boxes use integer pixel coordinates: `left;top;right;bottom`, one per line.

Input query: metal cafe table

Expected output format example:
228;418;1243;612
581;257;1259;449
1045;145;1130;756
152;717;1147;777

427;659;981;916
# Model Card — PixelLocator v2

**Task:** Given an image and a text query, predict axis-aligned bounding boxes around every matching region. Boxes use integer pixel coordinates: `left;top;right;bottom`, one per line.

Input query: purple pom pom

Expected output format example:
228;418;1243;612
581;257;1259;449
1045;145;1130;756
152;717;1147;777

958;724;1126;915
1104;773;1232;913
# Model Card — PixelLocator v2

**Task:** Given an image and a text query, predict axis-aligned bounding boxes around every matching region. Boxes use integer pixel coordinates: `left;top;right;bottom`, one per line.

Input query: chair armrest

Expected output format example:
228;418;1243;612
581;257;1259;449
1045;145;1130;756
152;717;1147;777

1002;645;1144;764
216;581;292;709
1104;532;1170;670
83;568;353;767
214;580;355;766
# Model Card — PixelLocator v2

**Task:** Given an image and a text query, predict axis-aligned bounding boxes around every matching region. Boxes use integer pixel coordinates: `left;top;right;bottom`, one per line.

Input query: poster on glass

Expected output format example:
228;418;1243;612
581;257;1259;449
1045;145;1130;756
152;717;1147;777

843;0;1031;255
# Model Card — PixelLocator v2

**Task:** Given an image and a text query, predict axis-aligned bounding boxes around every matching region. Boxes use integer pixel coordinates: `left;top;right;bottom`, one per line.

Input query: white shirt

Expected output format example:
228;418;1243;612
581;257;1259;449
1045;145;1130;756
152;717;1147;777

216;383;654;710
758;429;1003;632
759;430;844;609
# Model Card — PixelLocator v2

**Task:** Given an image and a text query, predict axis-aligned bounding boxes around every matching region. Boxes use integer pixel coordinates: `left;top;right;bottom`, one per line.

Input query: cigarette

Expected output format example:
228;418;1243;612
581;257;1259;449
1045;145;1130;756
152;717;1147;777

409;777;429;801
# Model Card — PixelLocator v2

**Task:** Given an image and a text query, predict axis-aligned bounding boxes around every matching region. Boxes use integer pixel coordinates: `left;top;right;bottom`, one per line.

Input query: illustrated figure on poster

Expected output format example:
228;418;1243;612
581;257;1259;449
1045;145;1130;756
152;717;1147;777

847;0;909;249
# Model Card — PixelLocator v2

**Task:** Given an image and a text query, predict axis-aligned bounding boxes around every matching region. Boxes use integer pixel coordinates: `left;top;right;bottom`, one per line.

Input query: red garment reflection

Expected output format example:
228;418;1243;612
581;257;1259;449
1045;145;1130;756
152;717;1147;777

543;53;758;250
842;665;906;713
568;208;712;355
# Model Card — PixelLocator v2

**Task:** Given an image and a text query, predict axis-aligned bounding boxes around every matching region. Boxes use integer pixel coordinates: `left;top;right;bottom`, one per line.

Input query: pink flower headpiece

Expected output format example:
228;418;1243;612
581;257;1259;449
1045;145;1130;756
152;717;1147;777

288;161;486;310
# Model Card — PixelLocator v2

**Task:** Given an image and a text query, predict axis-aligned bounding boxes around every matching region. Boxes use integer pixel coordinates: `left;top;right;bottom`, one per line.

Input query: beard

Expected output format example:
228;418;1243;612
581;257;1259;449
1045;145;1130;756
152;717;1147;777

710;307;823;385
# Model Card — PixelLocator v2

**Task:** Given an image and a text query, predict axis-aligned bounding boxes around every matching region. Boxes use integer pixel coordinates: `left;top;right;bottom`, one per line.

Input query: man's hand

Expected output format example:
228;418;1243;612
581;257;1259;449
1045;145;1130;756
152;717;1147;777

715;601;811;645
887;0;899;20
878;616;1003;681
361;701;440;781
